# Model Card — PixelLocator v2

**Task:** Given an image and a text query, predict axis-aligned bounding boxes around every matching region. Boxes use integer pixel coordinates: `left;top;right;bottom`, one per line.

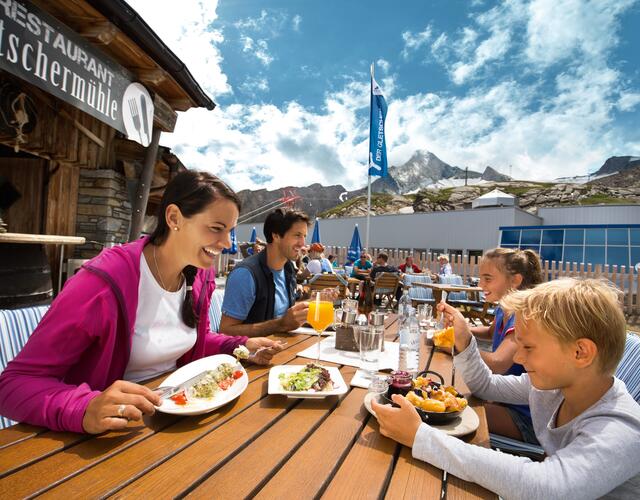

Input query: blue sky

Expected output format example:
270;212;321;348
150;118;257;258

128;0;640;191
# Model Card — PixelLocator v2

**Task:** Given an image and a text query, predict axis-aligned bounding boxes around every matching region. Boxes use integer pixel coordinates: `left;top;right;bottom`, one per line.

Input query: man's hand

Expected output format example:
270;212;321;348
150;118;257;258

279;301;309;331
82;380;161;434
245;338;287;364
372;394;422;447
437;301;472;353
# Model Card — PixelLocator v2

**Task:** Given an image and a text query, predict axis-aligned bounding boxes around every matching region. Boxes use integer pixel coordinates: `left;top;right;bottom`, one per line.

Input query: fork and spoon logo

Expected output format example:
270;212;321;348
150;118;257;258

122;83;154;147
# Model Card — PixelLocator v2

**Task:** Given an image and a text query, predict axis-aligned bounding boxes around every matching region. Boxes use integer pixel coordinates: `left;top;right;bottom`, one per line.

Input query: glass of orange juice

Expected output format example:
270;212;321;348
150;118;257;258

307;290;334;364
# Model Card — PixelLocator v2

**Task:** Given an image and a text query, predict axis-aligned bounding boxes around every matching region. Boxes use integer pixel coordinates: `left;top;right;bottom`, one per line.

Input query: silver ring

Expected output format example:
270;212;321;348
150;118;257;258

117;404;126;417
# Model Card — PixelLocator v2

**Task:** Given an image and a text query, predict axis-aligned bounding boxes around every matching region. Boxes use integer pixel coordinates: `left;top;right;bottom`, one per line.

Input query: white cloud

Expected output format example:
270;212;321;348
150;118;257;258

240;36;274;66
401;25;432;59
376;59;390;74
525;0;637;67
128;0;638;193
618;92;640;112
292;14;302;32
127;0;230;97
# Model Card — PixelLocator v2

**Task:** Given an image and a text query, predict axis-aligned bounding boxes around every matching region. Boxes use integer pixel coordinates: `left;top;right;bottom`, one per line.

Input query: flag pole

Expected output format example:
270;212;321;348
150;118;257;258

366;62;373;252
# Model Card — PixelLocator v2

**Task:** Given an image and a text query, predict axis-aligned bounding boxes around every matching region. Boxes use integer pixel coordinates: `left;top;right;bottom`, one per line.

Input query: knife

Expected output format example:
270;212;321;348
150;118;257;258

156;370;211;399
139;94;149;143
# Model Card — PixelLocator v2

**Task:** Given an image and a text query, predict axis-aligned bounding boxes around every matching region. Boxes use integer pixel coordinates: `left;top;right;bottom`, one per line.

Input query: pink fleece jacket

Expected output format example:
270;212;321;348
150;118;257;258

0;237;248;433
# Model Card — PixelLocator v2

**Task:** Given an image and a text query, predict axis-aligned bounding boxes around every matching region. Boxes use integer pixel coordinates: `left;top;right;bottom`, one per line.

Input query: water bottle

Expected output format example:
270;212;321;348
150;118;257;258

398;307;420;374
398;289;411;323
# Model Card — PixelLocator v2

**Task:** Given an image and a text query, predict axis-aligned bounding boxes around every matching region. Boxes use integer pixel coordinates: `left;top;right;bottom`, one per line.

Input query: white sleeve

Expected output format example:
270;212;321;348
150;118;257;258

412;413;640;500
306;260;321;275
455;336;531;405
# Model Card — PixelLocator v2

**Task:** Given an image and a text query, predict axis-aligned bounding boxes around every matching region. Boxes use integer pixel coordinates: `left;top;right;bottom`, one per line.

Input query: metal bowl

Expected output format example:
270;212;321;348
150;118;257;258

383;370;465;425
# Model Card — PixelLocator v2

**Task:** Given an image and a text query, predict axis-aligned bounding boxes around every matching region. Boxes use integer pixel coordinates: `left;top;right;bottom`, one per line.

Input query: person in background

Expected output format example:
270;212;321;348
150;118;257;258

302;242;334;276
398;255;422;274
370;252;399;281
328;254;339;268
438;254;452;276
470;247;543;443
220;208;310;337
0;171;283;434
351;252;373;280
373;278;640;499
300;246;310;266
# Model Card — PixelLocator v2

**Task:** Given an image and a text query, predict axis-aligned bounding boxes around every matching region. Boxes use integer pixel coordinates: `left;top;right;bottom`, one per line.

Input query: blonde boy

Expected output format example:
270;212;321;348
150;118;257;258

373;279;640;499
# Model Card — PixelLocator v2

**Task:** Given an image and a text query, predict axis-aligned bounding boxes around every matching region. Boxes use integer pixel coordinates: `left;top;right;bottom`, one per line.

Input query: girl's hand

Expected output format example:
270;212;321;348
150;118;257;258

437;301;473;353
372;394;422;447
245;338;287;365
82;380;161;434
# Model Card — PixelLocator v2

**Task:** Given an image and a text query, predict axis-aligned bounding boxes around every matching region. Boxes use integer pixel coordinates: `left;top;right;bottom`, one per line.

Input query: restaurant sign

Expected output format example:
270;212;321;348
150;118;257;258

0;0;152;142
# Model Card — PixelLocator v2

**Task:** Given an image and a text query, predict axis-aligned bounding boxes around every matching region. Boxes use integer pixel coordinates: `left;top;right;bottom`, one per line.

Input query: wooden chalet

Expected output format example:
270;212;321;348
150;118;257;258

0;0;213;302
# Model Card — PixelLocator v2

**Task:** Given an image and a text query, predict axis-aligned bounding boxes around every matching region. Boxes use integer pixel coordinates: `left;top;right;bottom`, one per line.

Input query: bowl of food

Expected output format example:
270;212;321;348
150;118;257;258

382;370;467;424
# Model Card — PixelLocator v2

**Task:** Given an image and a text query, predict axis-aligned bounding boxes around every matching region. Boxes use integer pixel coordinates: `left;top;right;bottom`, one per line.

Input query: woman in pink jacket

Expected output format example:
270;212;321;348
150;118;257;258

0;171;283;434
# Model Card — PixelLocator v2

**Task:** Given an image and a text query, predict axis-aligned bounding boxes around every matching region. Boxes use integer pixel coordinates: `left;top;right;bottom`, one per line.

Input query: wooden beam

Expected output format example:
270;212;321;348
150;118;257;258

167;98;194;111
134;68;169;86
59;110;106;148
153;93;178;132
79;22;119;45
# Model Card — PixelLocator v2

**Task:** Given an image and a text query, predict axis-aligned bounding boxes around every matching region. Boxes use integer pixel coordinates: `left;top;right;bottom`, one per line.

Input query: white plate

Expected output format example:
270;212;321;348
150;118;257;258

363;392;480;437
289;326;333;336
268;364;348;398
155;354;248;415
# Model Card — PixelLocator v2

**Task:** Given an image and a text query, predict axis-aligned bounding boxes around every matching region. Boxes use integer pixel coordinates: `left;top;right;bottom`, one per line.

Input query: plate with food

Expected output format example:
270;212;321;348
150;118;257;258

268;363;348;398
155;354;248;415
363;370;479;436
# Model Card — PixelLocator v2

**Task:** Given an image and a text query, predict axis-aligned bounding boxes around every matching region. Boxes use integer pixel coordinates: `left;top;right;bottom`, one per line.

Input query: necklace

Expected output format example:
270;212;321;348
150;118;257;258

153;245;183;292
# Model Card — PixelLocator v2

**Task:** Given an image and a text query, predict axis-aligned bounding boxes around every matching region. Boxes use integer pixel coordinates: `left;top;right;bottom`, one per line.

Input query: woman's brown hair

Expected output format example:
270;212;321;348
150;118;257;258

482;248;543;290
149;170;241;328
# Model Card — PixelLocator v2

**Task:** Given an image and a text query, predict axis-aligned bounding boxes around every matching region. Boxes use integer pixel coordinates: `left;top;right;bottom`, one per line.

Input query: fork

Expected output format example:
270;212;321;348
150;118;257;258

128;98;145;144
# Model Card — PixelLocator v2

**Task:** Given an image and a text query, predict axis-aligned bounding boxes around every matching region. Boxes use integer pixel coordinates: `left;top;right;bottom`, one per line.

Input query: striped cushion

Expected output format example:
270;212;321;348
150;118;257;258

403;274;434;302
208;289;225;333
616;333;640;403
0;305;49;429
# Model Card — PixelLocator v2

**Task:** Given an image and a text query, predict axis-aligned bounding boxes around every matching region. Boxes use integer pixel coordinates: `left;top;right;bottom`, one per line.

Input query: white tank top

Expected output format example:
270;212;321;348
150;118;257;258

123;253;197;382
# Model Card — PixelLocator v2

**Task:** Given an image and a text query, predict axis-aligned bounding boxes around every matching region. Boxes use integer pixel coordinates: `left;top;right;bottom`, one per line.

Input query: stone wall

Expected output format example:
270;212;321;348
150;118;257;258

74;168;132;258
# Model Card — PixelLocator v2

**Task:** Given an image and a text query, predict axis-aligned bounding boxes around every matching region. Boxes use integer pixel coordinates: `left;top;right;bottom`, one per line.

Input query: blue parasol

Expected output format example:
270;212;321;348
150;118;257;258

249;227;257;244
311;219;321;244
222;227;238;254
347;224;362;263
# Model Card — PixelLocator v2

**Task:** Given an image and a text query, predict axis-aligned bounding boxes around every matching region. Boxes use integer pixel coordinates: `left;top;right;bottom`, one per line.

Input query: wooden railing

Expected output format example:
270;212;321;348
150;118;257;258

218;246;639;320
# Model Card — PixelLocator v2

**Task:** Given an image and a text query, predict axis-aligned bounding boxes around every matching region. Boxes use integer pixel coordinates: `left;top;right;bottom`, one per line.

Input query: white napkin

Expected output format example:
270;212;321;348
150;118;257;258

289;326;333;336
296;337;399;371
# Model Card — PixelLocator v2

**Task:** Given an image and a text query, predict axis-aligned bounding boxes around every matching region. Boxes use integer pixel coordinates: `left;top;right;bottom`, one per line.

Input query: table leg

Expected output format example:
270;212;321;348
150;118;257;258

58;244;65;293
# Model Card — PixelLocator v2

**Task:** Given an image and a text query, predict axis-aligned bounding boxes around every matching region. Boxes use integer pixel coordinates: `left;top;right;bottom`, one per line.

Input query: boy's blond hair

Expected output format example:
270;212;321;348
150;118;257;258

500;278;626;374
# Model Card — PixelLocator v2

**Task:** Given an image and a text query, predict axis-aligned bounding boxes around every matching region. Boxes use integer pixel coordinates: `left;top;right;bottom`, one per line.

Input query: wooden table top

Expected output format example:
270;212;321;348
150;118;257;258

0;315;496;499
0;232;86;245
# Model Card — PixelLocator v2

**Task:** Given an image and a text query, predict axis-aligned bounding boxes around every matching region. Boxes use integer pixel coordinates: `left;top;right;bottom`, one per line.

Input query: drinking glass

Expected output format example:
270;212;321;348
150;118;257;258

307;290;334;364
359;326;384;379
416;304;432;328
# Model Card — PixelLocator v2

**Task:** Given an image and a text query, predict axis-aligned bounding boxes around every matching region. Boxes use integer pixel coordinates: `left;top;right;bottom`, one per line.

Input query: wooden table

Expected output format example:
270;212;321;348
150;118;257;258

0;316;496;499
414;282;484;315
0;232;86;293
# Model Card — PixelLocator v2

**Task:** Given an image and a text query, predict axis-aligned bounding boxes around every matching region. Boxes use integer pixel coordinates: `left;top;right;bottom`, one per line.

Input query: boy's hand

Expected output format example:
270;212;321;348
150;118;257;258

437;301;473;353
372;394;422;447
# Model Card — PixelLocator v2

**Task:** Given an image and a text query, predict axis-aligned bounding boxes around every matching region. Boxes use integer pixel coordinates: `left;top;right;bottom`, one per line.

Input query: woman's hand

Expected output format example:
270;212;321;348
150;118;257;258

245;338;287;365
437;301;473;353
82;380;161;434
371;394;422;447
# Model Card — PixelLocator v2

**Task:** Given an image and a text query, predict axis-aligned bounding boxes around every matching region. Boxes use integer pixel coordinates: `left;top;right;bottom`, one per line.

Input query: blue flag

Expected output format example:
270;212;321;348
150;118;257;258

368;68;388;177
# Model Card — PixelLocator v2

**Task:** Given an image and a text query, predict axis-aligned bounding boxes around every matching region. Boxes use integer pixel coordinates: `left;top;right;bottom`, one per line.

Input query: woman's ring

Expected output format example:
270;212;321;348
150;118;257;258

117;404;126;417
